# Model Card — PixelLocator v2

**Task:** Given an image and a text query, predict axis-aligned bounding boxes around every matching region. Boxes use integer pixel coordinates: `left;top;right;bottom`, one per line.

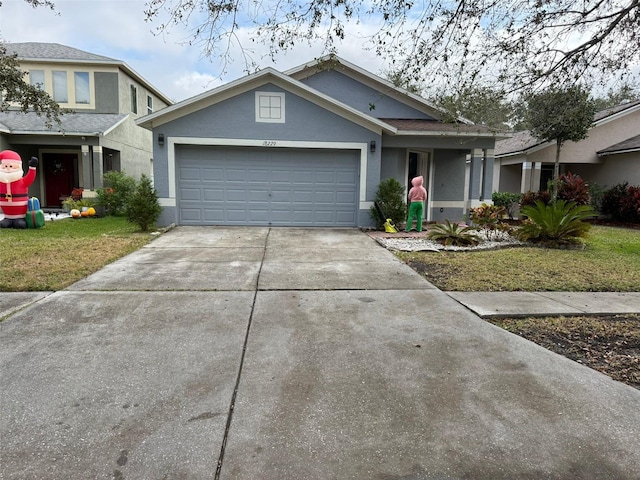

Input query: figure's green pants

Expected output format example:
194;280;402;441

406;201;424;232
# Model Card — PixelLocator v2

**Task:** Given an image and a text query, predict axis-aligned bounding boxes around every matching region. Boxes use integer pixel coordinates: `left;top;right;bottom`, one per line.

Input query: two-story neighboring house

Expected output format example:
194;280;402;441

0;42;173;208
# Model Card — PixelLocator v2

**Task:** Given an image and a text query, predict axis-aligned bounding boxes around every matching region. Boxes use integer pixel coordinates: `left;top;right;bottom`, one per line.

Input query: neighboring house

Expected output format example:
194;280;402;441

137;56;506;227
0;42;172;208
495;100;640;194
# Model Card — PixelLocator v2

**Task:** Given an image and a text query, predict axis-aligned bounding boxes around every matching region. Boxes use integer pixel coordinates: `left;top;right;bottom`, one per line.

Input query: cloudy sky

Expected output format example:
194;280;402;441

1;0;389;103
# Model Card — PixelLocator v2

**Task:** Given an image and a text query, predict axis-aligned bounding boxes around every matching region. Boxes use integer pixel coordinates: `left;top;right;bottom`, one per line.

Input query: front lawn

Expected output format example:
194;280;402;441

398;225;640;292
0;216;152;292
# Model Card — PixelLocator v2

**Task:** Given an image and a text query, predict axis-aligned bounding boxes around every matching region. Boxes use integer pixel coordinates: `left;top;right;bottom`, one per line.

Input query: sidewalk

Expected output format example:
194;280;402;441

3;291;640;323
448;291;640;317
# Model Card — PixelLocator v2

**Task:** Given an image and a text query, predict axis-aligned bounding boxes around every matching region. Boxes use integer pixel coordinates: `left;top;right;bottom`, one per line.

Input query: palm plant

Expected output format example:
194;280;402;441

428;220;480;246
516;200;594;246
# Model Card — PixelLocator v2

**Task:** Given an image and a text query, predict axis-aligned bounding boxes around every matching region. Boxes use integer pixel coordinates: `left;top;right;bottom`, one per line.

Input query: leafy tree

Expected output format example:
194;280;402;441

433;85;514;129
526;86;597;201
143;0;639;93
592;83;640;111
0;43;65;128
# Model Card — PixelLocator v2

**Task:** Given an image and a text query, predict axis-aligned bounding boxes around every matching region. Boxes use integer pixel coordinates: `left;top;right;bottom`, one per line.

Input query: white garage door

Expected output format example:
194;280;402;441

176;145;360;226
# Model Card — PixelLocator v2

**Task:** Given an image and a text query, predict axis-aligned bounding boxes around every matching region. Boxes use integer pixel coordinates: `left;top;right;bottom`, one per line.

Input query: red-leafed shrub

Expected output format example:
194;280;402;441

602;182;640;224
558;172;590;205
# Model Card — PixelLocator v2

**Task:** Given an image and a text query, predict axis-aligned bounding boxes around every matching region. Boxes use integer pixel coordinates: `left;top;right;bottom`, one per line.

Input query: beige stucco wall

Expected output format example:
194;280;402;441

525;108;640;165
578;151;640;188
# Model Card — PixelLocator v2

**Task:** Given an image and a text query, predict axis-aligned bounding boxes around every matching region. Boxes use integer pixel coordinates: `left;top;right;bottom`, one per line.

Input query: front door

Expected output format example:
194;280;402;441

44;153;77;207
408;151;432;221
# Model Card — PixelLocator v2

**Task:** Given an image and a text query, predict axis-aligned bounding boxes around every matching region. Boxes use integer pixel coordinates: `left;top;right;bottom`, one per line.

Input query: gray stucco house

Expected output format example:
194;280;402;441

0;42;172;208
137;56;505;227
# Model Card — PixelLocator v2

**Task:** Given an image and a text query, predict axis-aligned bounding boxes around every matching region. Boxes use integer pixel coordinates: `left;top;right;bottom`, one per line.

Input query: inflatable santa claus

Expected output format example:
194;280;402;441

0;150;38;229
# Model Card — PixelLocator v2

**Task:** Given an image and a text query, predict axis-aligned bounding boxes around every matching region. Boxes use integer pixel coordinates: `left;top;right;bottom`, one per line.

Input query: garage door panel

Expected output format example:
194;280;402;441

202;167;224;181
180;167;202;181
180;188;201;201
203;188;224;201
203;208;224;222
336;191;356;203
177;146;359;226
180;208;203;222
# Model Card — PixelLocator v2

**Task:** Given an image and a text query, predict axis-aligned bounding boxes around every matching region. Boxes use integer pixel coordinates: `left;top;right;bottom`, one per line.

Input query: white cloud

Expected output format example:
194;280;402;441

1;0;392;102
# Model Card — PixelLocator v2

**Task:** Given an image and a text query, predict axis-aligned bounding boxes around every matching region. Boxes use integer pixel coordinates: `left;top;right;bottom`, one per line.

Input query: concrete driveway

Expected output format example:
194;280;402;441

1;227;639;479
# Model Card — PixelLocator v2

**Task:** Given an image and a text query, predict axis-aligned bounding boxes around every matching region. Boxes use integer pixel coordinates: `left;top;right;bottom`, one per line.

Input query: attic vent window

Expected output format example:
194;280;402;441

256;92;285;123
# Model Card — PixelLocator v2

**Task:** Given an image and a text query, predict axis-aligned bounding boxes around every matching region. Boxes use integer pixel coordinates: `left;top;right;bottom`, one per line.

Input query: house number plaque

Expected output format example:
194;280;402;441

262;141;277;147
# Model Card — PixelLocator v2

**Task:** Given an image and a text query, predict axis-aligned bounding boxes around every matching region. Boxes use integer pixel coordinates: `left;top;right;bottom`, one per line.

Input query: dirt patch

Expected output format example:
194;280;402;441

406;259;461;286
487;315;639;389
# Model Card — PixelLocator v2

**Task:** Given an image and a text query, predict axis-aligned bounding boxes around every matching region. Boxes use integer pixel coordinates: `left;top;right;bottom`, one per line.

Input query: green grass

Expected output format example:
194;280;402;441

0;216;152;291
398;225;640;291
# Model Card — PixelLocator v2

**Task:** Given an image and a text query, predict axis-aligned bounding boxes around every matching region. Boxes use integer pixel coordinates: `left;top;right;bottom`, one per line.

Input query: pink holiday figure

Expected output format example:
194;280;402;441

0;150;38;229
405;176;427;232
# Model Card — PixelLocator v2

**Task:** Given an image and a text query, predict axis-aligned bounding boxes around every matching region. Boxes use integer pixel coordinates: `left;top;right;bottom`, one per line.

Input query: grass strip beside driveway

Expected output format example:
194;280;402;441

398;226;640;292
0;216;152;292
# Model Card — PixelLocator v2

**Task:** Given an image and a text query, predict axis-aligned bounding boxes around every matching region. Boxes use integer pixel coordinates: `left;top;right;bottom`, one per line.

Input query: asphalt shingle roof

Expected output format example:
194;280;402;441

381;118;499;135
597;134;640;155
0;111;128;135
3;42;117;63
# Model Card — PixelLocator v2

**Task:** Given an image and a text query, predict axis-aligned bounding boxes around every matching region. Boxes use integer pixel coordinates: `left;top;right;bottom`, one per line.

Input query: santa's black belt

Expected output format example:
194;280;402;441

1;193;29;199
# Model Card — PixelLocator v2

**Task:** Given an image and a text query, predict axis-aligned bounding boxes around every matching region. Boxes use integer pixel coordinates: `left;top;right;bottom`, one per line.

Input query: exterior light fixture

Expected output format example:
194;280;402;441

158;133;165;146
370;140;376;153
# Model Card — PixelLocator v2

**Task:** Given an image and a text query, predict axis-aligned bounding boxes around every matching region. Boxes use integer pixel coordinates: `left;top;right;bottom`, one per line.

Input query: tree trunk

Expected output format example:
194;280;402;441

552;140;562;203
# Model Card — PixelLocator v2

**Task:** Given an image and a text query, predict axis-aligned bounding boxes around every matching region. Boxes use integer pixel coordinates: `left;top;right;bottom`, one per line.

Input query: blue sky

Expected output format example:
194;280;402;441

1;0;388;103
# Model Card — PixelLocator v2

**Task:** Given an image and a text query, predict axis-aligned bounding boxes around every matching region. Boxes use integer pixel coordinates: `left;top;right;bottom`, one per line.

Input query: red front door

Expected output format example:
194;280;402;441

44;153;76;207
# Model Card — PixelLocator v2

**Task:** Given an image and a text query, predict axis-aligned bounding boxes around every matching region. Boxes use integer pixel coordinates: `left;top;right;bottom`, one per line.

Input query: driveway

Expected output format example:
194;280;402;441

1;227;639;479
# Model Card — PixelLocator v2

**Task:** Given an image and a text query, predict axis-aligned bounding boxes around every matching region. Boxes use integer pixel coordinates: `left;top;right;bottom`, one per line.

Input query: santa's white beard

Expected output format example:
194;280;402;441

0;170;23;184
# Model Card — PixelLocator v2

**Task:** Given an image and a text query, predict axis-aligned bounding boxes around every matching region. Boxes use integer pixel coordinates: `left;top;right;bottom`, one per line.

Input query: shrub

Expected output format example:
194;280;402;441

428;220;480;246
492;192;522;219
602;182;640;223
370;178;406;229
618;185;640;224
557;171;590;205
125;174;162;232
516;200;594;246
469;203;513;240
520;190;551;208
588;182;607;214
96;171;136;216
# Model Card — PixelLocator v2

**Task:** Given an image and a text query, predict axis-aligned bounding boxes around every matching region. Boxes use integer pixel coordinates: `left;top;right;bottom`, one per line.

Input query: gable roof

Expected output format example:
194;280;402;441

137;66;398;135
138;57;506;138
496;99;640;157
3;42;173;105
285;55;466;124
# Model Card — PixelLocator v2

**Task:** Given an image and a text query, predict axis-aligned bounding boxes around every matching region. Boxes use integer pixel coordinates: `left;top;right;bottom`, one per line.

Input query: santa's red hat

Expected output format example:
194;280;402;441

0;150;22;164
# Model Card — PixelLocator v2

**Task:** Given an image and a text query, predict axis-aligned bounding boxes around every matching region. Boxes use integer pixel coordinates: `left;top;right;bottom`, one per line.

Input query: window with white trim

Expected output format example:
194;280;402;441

255;92;285;123
29;70;45;89
74;72;90;104
147;95;153;114
52;70;68;102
